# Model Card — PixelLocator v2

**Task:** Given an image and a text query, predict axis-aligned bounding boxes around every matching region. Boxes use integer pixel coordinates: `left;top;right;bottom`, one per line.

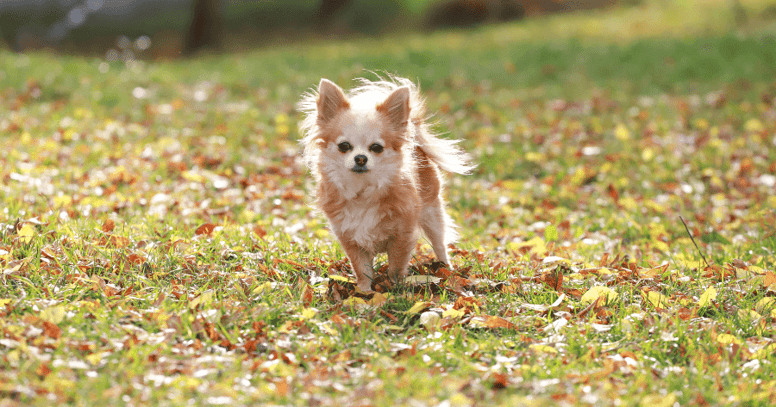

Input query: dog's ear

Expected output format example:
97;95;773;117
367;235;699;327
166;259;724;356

376;86;410;130
317;79;349;124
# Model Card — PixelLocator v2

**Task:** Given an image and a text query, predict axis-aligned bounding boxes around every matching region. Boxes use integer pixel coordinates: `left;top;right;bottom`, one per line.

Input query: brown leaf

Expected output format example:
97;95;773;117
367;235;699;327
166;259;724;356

607;184;619;202
195;223;217;236
541;269;564;292
42;320;61;339
127;253;145;265
253;226;267;238
301;284;314;307
491;372;509;389
275;379;289;396
35;363;52;378
764;272;776;287
99;234;130;248
453;296;482;314
273;258;303;270
102;219;115;233
469;315;516;330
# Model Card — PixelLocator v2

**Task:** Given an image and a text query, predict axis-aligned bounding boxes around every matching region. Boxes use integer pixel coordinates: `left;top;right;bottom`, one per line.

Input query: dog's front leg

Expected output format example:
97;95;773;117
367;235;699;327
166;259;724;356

340;239;375;292
386;230;418;287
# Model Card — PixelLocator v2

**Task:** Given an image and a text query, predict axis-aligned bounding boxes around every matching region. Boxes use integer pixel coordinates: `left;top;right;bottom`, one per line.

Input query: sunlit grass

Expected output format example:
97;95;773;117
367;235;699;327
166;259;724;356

1;0;776;405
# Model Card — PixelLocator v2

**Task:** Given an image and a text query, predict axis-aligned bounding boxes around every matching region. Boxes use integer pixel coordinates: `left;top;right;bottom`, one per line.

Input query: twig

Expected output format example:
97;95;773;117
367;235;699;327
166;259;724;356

679;216;709;268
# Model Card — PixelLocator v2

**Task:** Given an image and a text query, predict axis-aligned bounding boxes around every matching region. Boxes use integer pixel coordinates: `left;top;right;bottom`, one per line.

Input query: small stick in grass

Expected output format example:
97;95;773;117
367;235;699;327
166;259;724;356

679;215;709;268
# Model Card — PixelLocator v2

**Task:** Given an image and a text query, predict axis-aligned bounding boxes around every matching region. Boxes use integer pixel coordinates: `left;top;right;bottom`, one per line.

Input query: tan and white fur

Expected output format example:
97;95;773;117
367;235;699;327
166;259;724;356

299;77;474;291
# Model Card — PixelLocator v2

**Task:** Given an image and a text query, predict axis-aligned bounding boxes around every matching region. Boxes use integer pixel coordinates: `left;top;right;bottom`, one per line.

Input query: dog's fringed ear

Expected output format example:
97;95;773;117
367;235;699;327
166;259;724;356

317;79;349;124
377;86;410;130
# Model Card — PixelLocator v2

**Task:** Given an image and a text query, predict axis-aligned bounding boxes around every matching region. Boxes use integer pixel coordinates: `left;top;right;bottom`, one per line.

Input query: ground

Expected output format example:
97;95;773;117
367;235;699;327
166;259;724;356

1;0;776;405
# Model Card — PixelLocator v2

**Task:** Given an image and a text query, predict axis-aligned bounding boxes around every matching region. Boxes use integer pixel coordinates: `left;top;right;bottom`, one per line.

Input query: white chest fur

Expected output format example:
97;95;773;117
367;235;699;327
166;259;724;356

332;195;388;252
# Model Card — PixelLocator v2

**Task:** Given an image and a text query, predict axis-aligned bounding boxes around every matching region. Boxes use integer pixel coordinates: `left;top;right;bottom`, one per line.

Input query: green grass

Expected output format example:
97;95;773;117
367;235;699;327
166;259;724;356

2;0;776;405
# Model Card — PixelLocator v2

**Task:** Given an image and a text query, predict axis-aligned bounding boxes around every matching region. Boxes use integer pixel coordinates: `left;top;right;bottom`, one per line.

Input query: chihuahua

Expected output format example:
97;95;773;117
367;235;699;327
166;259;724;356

299;77;474;291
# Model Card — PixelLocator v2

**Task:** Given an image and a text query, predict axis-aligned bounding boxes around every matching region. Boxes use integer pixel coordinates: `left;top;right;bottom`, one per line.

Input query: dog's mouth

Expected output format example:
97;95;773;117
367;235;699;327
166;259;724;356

351;165;369;174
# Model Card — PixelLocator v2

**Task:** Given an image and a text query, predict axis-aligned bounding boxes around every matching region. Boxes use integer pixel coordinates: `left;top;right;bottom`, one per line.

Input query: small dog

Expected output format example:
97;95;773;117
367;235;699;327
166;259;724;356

298;77;474;291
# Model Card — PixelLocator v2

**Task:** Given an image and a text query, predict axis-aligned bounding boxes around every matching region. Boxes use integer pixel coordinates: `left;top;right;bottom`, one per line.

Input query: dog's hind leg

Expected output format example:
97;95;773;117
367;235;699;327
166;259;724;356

421;200;453;264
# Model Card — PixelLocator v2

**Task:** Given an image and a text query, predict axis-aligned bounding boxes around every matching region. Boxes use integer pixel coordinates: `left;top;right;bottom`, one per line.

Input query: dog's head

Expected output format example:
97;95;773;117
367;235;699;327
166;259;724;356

309;78;411;188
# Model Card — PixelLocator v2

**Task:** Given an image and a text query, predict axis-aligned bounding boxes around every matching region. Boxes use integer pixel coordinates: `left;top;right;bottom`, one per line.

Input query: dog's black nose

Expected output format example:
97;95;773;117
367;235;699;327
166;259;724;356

354;155;368;166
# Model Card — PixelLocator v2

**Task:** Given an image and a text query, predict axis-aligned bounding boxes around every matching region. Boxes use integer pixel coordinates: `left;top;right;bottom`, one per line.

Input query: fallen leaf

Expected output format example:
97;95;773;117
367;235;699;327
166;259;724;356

529;344;558;354
420;311;441;328
763;272;776;288
698;286;717;308
42;320;61;339
581;286;618;305
716;333;742;345
755;297;775;314
102;219;115;233
404;275;441;285
643;290;668;310
406;301;432;314
469;315;515;329
195;223;217;236
18;224;35;244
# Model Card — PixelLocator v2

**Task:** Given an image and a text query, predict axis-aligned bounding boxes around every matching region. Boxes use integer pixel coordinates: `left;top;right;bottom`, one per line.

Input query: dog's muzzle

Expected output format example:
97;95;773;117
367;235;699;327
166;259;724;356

352;154;368;173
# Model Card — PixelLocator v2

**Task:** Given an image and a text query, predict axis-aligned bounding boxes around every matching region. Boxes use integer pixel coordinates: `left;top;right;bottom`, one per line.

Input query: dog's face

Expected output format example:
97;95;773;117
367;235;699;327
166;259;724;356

313;79;411;190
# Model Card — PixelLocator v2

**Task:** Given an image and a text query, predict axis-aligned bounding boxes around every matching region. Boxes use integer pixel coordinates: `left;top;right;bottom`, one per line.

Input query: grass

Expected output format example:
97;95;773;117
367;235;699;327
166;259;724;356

2;0;776;405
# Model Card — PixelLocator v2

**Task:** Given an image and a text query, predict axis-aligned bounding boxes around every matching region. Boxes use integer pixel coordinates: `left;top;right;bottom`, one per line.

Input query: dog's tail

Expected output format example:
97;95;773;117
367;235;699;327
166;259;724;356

414;123;476;175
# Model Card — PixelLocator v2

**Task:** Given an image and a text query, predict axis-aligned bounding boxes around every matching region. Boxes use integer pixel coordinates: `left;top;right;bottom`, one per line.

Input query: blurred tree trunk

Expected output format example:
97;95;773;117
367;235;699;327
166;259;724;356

183;0;223;56
317;0;351;27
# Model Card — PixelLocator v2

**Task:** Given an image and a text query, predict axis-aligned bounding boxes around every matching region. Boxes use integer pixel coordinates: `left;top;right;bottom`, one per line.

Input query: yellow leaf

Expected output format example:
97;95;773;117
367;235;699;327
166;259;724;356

745;118;764;132
18;225;35;244
529;344;558;354
619;197;638;211
598;267;614;275
698;286;717;308
86;352;105;366
614;124;630;141
367;292;389;306
694;118;709;130
580;286;618;305
189;290;214;309
252;282;272;294
300;308;317;320
343;296;367;309
748;266;766;275
53;195;72;208
751;343;776;360
755;297;775;314
40;305;66;324
643;291;668;309
181;170;205;183
653;241;670;253
406;301;432;314
641;394;677;407
329;275;354;284
641;148;654;161
0;299;11;307
442;307;466;319
717;333;742;345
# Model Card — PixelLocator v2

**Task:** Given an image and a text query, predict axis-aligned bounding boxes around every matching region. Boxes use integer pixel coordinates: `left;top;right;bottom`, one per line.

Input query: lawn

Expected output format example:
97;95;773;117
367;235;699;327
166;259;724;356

2;0;776;405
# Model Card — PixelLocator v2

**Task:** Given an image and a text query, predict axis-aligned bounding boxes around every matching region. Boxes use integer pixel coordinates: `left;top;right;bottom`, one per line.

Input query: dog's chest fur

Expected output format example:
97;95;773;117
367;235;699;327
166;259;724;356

330;191;394;252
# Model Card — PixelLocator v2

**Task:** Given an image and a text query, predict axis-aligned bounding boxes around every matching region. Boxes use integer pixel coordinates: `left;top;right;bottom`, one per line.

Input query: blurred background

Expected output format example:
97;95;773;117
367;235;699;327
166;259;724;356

0;0;638;57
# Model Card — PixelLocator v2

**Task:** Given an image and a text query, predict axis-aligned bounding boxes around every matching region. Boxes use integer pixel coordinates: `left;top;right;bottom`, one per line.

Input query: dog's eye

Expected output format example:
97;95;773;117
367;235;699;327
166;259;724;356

369;143;384;153
337;142;352;152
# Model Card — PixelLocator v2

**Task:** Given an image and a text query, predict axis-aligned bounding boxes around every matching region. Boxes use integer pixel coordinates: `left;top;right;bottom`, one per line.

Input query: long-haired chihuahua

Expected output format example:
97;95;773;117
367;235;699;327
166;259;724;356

299;76;474;291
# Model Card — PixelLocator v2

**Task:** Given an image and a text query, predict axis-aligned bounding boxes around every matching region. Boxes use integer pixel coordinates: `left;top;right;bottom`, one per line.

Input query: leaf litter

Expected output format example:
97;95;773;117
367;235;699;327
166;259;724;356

2;15;776;407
